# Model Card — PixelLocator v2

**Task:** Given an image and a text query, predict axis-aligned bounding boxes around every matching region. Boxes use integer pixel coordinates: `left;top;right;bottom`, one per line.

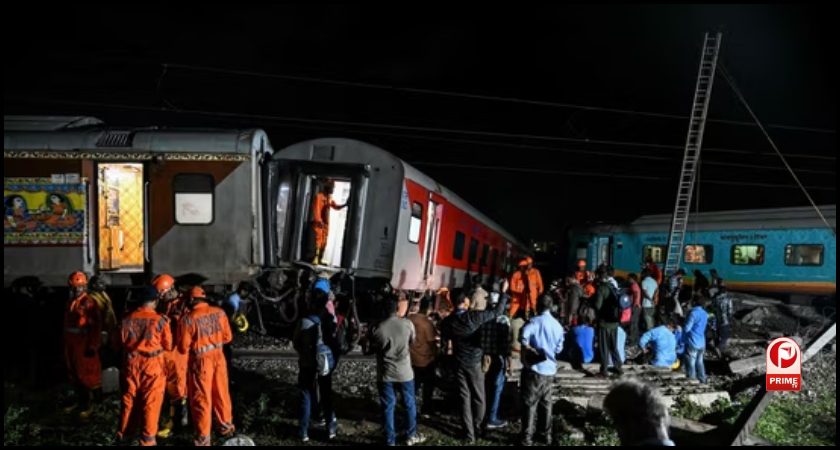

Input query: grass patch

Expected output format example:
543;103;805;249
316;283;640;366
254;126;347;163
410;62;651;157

754;389;836;446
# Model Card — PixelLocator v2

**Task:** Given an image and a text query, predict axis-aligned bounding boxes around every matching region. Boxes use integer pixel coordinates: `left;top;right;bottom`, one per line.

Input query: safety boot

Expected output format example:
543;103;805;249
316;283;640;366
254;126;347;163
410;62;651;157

62;385;81;414
157;404;176;439
78;388;97;420
62;402;79;414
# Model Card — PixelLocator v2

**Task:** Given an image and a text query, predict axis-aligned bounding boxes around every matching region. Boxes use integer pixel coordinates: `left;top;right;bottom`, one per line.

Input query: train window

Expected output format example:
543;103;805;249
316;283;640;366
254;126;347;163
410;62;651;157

480;243;489;267
684;245;713;264
576;243;587;260
731;244;765;265
490;248;498;273
453;231;466;260
468;238;479;263
408;202;422;244
784;244;824;266
643;245;666;263
174;174;214;225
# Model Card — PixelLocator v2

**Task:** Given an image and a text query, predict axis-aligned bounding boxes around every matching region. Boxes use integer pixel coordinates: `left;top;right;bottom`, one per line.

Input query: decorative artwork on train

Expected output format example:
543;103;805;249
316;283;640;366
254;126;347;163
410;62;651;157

4;177;87;246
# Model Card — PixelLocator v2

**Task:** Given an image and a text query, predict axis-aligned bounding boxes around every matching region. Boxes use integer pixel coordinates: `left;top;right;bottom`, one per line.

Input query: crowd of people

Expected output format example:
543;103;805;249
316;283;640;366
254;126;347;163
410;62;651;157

552;258;734;379
57;255;733;445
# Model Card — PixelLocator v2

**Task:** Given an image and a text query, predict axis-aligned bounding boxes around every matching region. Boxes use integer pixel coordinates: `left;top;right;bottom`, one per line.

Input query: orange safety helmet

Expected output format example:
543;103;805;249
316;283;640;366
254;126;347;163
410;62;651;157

152;274;176;294
525;256;534;265
68;271;88;287
577;258;587;269
190;286;207;300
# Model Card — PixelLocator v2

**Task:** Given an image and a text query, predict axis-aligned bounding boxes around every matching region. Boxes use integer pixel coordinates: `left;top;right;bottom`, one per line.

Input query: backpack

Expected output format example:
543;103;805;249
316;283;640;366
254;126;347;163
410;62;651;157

309;316;336;376
599;283;625;323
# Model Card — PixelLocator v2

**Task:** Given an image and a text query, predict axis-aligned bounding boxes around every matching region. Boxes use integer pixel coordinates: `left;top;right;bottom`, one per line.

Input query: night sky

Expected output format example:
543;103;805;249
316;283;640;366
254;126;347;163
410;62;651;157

5;4;836;243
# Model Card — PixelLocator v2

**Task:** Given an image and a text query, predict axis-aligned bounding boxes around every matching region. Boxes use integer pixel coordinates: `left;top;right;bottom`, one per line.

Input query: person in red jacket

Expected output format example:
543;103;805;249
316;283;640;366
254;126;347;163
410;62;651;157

63;271;102;420
117;286;172;446
178;287;235;446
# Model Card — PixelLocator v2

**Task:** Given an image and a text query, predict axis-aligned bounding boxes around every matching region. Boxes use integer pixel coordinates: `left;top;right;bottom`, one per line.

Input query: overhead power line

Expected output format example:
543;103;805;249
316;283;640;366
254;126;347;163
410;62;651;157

718;64;836;235
12;96;837;162
410;161;835;191
247;119;834;175
162;62;836;135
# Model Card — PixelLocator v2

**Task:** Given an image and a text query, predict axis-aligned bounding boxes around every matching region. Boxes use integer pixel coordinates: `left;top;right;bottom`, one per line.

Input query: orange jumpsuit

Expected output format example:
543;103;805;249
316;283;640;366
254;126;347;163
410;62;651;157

119;307;172;446
178;303;235;446
311;192;340;254
64;292;102;390
163;296;189;402
509;267;544;318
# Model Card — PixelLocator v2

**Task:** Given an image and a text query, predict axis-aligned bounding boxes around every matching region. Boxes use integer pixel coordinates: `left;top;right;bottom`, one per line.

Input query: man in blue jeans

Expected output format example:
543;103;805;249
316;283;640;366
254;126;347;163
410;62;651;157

519;295;565;446
682;298;709;383
292;289;338;442
371;293;426;446
480;284;511;430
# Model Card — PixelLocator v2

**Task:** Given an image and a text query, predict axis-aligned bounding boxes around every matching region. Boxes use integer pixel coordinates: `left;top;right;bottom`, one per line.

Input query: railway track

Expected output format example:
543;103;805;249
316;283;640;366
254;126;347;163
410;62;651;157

232;347;375;361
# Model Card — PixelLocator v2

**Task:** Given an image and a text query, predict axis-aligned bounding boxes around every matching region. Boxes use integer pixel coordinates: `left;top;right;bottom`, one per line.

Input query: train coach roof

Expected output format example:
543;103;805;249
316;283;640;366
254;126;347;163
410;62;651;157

4;116;271;155
579;205;838;234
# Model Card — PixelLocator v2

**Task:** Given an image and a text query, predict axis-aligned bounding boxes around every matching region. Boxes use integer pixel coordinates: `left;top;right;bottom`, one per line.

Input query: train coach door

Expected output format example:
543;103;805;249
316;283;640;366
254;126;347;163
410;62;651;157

595;236;612;269
422;194;444;282
96;163;145;272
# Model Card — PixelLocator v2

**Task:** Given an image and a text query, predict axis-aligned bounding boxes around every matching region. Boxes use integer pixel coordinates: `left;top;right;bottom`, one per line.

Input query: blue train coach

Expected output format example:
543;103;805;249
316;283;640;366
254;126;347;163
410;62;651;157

569;205;836;298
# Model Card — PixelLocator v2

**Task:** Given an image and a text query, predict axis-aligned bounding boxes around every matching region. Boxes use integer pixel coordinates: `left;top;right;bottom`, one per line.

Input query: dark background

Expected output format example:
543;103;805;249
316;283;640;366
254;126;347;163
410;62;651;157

5;4;836;245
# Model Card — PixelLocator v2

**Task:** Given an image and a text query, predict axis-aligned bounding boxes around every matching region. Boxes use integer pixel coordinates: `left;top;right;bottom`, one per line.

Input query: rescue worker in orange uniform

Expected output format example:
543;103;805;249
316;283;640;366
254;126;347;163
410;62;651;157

575;259;596;298
63;271;102;420
509;256;544;318
117;286;172;446
152;274;189;438
310;178;347;265
178;286;235;446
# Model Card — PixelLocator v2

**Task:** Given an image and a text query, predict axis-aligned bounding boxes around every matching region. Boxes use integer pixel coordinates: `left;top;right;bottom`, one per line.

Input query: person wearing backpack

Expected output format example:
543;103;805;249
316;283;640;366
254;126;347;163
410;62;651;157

293;289;338;442
593;266;624;377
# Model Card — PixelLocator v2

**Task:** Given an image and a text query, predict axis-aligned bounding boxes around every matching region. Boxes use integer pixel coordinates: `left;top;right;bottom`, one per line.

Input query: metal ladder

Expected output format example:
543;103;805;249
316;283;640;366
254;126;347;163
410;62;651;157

664;32;722;276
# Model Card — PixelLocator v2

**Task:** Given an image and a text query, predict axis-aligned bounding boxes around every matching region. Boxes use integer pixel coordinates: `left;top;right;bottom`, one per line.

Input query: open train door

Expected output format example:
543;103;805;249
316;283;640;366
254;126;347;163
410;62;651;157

265;159;370;269
96;163;145;272
594;235;612;269
422;192;445;284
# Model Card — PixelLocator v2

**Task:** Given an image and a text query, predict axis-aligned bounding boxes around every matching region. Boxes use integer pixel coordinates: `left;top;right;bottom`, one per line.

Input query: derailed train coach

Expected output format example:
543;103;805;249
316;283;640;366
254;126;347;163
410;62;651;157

569;206;836;300
4;116;527;325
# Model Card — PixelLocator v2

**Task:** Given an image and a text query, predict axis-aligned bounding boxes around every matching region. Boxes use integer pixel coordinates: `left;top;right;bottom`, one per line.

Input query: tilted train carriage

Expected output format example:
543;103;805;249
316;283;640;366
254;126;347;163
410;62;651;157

4;116;527;327
569;206;836;299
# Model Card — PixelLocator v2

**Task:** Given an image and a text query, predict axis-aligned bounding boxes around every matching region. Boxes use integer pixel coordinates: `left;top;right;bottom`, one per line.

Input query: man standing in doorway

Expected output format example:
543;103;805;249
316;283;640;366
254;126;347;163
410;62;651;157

310;178;348;265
